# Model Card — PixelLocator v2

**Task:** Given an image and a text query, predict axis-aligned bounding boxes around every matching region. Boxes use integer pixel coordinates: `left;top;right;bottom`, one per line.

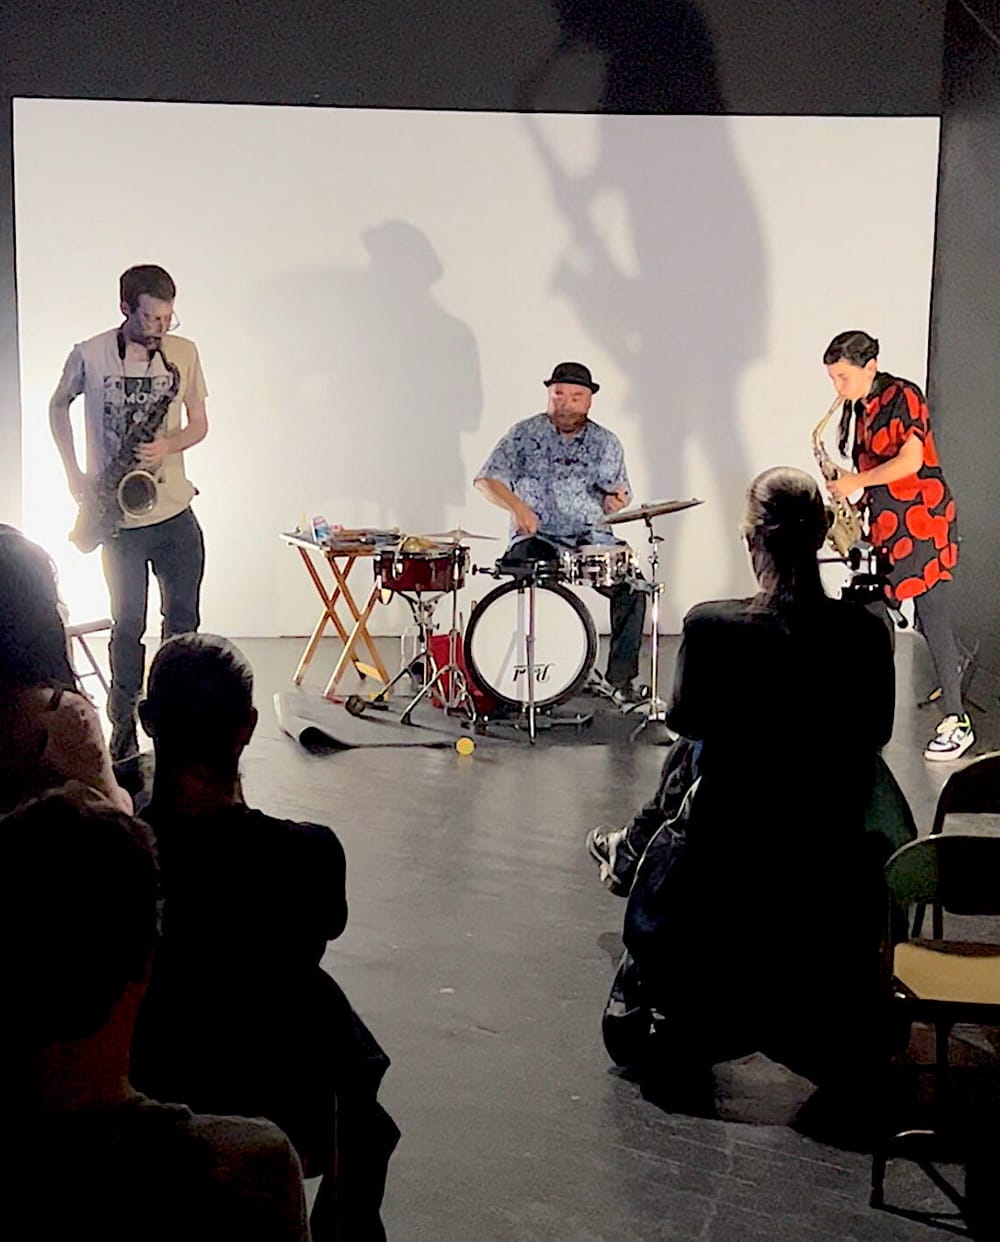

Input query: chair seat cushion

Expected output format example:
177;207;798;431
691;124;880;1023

894;940;1000;1006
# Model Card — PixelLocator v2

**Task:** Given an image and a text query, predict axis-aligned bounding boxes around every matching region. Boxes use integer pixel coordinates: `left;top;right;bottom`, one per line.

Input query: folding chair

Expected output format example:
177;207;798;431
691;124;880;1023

914;751;1000;938
66;618;112;698
871;834;1000;1223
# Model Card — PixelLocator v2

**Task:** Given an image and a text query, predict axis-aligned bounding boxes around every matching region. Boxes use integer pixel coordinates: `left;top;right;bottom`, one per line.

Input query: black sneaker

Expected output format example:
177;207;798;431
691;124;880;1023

586;825;637;897
610;682;649;708
110;722;139;764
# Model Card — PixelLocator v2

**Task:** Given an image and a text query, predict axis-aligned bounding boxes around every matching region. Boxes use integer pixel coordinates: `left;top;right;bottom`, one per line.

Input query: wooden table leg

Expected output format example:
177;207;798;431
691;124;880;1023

323;582;389;697
292;549;354;684
327;559;391;685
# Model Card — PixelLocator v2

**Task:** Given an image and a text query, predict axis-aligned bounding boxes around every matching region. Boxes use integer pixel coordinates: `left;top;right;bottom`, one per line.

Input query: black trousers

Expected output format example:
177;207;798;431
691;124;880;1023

594;581;646;687
913;580;964;717
504;536;646;688
102;507;205;753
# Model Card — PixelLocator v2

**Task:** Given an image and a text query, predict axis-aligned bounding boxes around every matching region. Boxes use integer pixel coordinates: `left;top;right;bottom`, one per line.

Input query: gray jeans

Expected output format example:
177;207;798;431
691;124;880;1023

102;507;205;753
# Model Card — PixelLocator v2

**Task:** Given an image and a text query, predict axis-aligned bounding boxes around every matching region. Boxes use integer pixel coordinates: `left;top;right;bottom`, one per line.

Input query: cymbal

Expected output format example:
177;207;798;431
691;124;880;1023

420;527;500;542
602;498;704;526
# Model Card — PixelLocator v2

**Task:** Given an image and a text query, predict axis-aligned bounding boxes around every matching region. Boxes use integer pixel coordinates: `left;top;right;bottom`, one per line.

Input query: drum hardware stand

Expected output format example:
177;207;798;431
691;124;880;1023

370;592;439;708
516;570;595;742
627;515;671;739
384;547;478;727
508;710;593;737
471;559;542;741
593;497;701;739
516;572;533;740
500;565;541;742
472;561;592;743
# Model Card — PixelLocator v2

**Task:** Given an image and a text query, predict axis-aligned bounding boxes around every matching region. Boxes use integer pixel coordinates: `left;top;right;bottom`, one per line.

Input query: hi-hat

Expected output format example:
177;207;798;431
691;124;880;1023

421;527;500;542
399;535;444;553
602;498;703;526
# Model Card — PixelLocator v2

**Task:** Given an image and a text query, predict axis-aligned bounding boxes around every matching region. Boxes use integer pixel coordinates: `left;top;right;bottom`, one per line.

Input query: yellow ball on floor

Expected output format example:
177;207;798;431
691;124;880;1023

455;736;475;756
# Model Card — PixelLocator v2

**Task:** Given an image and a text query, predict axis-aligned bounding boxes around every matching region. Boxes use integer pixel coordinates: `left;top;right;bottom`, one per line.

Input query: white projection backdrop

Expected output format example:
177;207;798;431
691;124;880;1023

14;100;940;637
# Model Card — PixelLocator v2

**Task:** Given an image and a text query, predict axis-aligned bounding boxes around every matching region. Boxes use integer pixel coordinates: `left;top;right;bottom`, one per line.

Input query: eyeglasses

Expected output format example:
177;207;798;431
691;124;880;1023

137;311;180;332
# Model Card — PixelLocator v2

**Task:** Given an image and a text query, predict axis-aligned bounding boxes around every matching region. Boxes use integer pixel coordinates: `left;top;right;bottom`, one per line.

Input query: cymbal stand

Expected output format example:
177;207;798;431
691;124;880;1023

629;515;670;738
396;547;477;726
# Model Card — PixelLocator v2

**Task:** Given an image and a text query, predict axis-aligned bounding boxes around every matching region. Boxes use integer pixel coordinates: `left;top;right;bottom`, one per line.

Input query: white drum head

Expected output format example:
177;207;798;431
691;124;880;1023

464;581;596;708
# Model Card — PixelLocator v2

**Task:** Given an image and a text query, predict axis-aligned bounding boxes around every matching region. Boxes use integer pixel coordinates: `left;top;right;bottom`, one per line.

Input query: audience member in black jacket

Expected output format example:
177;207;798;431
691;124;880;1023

130;633;399;1242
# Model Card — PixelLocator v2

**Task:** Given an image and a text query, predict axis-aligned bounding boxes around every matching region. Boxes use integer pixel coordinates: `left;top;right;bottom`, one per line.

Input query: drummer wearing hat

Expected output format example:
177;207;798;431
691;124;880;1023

474;361;647;701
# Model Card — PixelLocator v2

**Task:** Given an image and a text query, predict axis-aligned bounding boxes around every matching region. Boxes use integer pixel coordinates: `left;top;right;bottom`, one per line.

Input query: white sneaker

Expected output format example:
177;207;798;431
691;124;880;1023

923;713;975;762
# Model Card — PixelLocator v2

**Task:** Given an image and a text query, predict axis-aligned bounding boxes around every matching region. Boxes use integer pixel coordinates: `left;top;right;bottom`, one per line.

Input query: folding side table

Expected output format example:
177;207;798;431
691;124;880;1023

280;531;391;697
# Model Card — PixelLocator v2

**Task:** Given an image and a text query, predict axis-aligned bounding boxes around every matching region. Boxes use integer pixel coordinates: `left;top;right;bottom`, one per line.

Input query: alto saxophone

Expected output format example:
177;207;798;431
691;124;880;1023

812;396;864;557
70;358;179;553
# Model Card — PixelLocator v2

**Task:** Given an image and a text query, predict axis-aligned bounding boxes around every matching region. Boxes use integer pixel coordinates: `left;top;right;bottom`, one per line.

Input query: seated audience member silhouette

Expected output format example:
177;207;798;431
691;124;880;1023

2;787;309;1241
591;468;898;1110
0;526;130;814
130;633;399;1242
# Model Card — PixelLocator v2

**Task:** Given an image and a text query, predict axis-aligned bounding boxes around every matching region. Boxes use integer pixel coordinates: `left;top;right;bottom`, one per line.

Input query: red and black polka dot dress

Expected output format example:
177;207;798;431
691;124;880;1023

852;372;958;604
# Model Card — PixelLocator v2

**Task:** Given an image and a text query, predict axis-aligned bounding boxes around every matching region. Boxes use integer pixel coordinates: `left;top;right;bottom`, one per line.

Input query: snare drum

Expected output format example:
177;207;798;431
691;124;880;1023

464;580;597;708
496;535;564;582
375;544;468;594
562;544;635;589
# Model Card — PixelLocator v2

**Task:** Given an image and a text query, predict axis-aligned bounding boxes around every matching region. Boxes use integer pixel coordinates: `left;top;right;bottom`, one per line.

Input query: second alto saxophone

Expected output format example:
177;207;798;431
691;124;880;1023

812;396;864;557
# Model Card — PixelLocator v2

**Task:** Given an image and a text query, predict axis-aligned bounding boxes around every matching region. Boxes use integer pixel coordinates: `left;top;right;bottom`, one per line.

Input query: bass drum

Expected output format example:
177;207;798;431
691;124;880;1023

464;580;597;709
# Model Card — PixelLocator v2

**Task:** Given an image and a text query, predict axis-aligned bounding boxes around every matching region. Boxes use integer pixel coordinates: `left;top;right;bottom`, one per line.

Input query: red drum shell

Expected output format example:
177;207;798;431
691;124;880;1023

376;546;467;594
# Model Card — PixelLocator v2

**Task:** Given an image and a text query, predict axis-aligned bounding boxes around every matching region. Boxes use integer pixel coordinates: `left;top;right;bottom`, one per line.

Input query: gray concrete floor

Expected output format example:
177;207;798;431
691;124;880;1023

86;629;999;1239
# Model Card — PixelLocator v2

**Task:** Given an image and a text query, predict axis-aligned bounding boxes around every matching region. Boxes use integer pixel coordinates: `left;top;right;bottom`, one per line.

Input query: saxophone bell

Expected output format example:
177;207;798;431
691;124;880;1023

70;465;160;553
117;468;160;518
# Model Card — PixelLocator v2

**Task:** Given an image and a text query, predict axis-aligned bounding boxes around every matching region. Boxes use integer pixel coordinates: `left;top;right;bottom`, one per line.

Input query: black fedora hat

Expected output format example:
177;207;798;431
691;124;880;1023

543;361;599;394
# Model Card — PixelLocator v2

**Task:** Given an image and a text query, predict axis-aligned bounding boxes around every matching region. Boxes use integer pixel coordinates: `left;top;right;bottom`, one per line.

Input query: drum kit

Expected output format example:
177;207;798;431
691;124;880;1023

356;499;702;741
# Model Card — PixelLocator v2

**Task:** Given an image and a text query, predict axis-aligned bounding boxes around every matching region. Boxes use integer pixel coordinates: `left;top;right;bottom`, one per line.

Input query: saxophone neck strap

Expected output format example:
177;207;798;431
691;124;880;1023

116;327;161;367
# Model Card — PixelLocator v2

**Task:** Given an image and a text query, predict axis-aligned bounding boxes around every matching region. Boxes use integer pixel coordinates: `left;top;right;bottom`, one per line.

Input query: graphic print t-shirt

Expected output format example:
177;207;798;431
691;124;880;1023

56;328;208;528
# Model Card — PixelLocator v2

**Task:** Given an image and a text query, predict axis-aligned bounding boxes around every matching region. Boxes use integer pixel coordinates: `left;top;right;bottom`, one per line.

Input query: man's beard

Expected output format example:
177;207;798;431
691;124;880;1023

550;411;587;432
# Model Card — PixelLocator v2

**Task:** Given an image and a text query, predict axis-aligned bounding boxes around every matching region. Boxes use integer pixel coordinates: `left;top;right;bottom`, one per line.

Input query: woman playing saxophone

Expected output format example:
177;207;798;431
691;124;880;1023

822;330;972;761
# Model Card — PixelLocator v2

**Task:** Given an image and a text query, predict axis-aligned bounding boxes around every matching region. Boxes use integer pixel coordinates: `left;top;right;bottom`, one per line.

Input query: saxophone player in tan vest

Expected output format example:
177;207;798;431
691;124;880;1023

50;265;209;762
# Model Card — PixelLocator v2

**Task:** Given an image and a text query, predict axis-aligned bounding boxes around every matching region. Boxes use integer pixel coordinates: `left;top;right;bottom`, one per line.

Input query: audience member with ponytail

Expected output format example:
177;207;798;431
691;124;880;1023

588;468;897;1110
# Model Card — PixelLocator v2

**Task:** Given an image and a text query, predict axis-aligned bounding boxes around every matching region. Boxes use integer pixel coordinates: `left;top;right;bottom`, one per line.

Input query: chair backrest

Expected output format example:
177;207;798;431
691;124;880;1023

930;751;1000;835
887;834;1000;918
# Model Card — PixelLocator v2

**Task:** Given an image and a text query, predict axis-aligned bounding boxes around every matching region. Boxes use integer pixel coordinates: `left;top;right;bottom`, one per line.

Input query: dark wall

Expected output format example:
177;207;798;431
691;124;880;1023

2;1;947;113
0;0;946;525
928;0;1000;679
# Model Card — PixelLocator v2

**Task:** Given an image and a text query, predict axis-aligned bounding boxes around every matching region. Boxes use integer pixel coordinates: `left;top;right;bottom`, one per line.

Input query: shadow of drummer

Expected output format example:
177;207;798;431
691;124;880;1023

263;220;483;534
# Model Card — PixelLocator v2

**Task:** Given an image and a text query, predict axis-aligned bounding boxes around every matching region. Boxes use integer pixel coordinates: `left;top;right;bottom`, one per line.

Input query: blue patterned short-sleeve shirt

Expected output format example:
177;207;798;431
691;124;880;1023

476;413;631;546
